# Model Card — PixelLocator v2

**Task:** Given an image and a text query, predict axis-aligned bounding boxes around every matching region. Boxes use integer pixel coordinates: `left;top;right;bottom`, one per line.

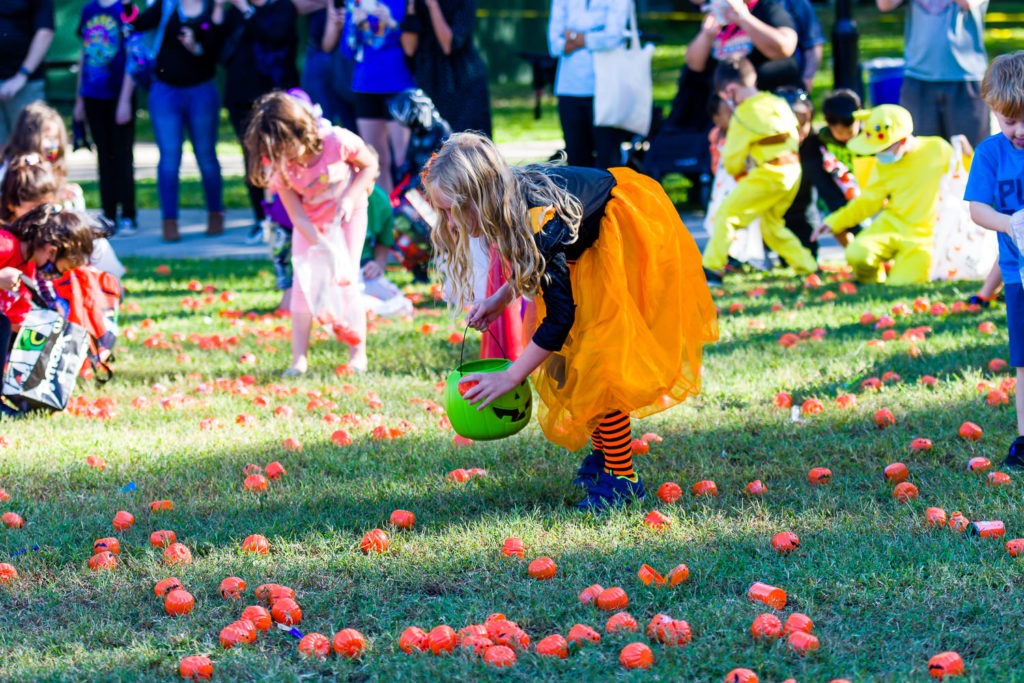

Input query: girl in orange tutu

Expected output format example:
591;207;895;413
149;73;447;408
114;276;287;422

423;133;718;510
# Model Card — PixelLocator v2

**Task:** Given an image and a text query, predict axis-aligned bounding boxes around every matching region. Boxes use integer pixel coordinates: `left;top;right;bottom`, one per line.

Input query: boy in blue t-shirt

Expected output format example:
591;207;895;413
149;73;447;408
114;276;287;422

965;51;1024;468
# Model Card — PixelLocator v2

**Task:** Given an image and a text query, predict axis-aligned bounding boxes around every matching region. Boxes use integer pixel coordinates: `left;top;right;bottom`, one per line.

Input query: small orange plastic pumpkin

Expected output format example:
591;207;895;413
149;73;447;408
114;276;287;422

111;510;134;531
606;611;638;634
925;507;947;527
164;589;195;616
657;482;682;503
400;626;429;653
667;563;689;585
242;534;269;554
745;480;768;496
360;529;389;553
179;655;213;681
483;645;517;668
988;471;1011;487
390;509;415;529
219;624;246;649
893;481;919;501
579;583;604;604
910;438;934;451
808;467;832;485
968;457;992;472
456;624;487;643
298;632;331;658
154;577;183;598
958;421;983;441
265;461;287;480
528;557;557;580
784;613;813;635
244;474;269;491
219;576;247;600
460;634;494;656
427;625;457;654
637;564;665;586
535;634;568;658
649;616;691;646
89;551;117;572
150;530;177;548
771;532;800;554
750;613;784;641
163;543;192;565
501;537;525;558
241;605;272;631
787;630;819;656
232;619;257;644
271;597;302;625
619;642;653;669
747;582;786;609
0;562;17;583
725;669;759;683
874;408;896;428
93;537;120;555
596;586;628;611
928;651;964;680
645;510;671;530
691;480;718;497
884;462;909;483
333;628;366;658
567;623;602;645
149;500;174;512
948;511;970;532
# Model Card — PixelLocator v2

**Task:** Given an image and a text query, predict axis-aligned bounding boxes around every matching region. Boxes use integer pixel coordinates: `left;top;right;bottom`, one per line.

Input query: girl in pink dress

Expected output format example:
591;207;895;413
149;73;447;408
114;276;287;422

245;92;379;374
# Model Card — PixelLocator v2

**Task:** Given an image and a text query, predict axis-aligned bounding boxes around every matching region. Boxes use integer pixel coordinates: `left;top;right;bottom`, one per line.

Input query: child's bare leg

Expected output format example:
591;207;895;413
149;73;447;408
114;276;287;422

277;287;291;313
979;261;1003;301
343;209;369;371
289;312;312;374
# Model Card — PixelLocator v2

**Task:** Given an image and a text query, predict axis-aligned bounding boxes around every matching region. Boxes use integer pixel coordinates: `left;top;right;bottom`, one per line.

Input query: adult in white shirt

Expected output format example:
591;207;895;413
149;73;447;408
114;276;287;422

547;0;630;168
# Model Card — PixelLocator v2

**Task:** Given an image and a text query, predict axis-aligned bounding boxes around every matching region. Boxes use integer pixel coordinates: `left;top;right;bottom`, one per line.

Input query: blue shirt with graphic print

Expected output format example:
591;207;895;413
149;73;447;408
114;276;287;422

78;0;127;100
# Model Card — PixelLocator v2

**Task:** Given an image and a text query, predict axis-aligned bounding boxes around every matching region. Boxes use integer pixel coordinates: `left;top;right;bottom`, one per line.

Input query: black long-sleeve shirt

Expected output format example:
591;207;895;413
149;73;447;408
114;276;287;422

132;1;226;87
222;0;299;106
530;166;616;352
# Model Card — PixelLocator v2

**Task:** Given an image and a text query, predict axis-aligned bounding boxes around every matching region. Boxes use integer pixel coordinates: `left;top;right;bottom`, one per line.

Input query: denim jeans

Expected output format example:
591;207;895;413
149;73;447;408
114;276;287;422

149;79;223;220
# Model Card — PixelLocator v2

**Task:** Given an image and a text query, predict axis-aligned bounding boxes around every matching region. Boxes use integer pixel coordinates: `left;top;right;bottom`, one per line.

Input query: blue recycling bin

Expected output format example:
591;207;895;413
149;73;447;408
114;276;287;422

863;58;905;106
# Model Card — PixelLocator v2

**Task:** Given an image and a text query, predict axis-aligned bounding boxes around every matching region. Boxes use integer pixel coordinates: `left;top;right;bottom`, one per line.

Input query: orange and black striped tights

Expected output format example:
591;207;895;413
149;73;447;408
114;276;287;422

591;410;634;478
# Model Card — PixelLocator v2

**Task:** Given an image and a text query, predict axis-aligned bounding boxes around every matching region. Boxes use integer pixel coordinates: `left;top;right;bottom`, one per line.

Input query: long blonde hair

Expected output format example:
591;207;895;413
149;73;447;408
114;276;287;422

422;132;583;311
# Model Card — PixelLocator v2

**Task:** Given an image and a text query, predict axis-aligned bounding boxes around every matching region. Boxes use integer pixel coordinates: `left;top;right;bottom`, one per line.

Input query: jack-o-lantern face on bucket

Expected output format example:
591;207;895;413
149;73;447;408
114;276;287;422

490;385;533;425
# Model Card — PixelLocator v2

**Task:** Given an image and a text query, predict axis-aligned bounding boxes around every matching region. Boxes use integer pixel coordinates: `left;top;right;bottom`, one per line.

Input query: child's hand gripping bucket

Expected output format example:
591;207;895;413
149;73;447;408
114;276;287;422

444;328;532;441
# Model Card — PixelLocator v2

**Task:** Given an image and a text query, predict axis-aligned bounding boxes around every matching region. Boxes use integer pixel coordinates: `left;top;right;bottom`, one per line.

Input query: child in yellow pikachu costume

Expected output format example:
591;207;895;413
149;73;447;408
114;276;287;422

701;57;818;282
811;105;952;284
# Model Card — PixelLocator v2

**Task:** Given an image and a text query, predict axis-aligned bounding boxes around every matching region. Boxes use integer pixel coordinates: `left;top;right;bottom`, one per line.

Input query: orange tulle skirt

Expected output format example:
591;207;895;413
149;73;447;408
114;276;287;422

524;167;719;450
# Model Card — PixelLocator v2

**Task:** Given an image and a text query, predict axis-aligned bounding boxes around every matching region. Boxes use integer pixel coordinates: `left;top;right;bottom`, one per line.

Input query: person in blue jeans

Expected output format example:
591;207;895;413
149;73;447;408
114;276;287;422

339;0;415;193
75;0;137;236
301;4;356;131
131;0;228;242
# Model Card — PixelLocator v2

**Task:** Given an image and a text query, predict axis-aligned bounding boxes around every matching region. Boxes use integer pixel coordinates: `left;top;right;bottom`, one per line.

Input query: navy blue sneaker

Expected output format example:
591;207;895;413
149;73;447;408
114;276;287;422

702;267;723;285
575;472;645;511
571;449;605;489
968;295;992;309
1003;436;1024;470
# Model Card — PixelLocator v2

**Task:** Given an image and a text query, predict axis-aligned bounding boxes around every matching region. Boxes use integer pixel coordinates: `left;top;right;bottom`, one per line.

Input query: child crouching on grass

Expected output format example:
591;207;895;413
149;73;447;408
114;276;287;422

965;51;1024;468
245;91;379;375
423;132;718;511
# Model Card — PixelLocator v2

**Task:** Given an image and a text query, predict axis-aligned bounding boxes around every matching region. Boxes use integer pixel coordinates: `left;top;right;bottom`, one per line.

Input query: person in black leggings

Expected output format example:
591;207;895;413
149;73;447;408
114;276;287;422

222;0;299;240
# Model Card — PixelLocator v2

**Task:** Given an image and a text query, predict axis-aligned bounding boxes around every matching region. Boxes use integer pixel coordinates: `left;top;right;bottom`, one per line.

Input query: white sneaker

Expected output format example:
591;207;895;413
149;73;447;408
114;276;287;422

244;225;264;245
117;218;138;236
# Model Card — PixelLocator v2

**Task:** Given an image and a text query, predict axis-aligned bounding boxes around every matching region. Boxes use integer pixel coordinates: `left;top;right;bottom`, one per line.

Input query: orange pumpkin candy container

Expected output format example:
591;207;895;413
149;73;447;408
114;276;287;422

241;605;273;631
271;597;302;625
154;577;183;598
501;537;525;558
427;625;456;654
619;642;654;669
298;632;331;658
567;623;602;646
399;626;429;653
179;655;213;681
771;532;799;554
390;509;415;529
527;556;557;580
360;529;389;553
725;669;759;683
579;584;604;605
89;551;117;572
928;651;964;679
0;562;17;583
219;576;247;600
483;645;517;668
242;534;269;554
93;537;120;555
535;634;569;658
596;586;628;610
333;628;366;658
784;613;813;635
163;543;193;565
164;589;195;616
750;613;784;641
606;611;639;634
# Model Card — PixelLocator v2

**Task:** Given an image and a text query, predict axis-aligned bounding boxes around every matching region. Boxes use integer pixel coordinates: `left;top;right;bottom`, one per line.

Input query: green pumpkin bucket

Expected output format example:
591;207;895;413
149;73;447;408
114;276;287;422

444;330;533;441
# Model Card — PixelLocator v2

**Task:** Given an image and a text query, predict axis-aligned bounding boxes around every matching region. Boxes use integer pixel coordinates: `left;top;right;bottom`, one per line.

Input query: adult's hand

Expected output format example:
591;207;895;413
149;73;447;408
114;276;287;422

115;98;133;126
721;0;752;25
0;267;22;292
73;97;86;123
361;260;384;280
562;30;585;55
699;12;723;35
179;27;201;55
0;73;28;101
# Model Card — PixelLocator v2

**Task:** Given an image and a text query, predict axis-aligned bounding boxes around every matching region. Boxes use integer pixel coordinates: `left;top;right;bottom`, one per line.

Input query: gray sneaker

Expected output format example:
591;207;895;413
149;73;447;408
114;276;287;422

117;218;138;236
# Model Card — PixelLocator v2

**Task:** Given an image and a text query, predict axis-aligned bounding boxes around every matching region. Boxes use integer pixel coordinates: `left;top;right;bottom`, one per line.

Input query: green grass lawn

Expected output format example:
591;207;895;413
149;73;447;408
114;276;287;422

1;260;1022;681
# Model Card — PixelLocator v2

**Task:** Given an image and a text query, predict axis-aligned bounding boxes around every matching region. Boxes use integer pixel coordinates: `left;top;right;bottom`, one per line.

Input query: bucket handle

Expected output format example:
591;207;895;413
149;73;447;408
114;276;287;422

457;323;510;373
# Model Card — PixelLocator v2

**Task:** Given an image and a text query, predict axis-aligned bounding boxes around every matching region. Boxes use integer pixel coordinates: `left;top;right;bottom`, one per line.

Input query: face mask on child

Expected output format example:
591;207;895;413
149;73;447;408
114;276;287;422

38;261;59;279
41;140;59;163
876;145;904;165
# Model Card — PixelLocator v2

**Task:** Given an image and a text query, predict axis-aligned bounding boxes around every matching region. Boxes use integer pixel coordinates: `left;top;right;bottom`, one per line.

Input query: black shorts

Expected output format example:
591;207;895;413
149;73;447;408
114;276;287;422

353;91;399;120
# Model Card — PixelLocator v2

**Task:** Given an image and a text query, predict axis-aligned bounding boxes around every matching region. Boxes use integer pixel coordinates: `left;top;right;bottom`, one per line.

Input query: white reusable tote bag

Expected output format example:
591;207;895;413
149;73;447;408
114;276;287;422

592;1;654;137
